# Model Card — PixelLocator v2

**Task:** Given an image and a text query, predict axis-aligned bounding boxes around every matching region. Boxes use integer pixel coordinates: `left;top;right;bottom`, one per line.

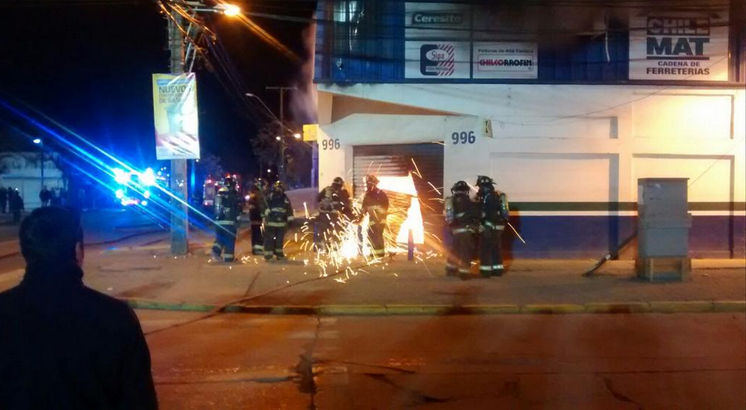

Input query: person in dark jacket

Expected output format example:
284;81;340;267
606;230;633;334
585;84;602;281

263;181;294;261
0;206;158;409
0;186;8;214
39;186;52;207
9;189;24;224
360;175;389;259
476;175;510;277
317;177;352;252
211;176;242;263
445;180;478;279
247;179;267;255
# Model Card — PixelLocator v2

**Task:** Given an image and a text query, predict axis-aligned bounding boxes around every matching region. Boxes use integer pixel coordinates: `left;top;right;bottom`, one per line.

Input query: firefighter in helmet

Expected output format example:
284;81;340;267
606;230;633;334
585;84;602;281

247;178;267;255
212;176;242;262
476;175;510;277
263;181;294;261
360;174;389;259
445;180;477;279
317;177;352;251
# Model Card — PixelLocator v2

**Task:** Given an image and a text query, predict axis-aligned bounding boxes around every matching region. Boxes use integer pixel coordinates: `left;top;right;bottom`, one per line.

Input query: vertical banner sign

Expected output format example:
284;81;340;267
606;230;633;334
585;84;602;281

152;73;201;159
629;12;729;81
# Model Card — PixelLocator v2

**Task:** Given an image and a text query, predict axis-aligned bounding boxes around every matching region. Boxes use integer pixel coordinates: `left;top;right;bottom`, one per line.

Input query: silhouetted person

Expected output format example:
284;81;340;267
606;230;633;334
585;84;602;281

0;207;158;409
50;188;62;206
9;189;23;224
39;186;51;207
0;186;7;213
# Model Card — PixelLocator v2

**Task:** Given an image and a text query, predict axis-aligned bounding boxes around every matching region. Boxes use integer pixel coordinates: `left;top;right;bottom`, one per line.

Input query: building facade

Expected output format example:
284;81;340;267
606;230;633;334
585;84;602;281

313;0;746;258
0;152;65;209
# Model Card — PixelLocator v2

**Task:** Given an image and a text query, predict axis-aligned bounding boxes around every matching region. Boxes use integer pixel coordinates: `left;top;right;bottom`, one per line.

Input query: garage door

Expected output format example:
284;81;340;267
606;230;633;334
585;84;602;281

353;143;444;216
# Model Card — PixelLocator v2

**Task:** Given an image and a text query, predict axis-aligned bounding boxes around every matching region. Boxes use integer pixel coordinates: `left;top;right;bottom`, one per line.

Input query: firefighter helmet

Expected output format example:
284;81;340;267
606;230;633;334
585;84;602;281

365;175;379;186
224;176;236;188
476;175;495;187
273;181;285;191
333;177;344;187
451;180;469;194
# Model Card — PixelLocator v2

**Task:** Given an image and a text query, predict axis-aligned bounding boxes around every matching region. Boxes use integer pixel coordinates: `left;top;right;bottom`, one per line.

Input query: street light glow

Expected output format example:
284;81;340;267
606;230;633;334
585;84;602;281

293;133;301;139
218;3;241;17
32;138;42;144
275;136;281;141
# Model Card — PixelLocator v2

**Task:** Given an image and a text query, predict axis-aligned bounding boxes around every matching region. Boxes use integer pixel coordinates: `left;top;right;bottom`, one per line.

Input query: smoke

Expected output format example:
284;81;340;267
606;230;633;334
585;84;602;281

289;22;318;126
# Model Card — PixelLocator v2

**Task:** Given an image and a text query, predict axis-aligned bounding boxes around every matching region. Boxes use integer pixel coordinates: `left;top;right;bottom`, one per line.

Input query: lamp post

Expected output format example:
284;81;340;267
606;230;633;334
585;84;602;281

164;1;240;255
32;138;44;191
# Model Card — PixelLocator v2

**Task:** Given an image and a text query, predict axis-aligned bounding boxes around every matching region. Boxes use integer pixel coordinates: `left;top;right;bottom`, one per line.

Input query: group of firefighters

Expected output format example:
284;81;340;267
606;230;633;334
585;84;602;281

445;176;510;279
209;173;509;280
211;177;295;262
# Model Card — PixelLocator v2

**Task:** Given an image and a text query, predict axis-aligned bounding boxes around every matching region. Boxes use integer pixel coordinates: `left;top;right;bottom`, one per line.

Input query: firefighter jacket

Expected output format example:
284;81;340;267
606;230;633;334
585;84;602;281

247;189;266;224
362;188;389;226
265;192;294;228
479;190;509;231
215;187;242;224
318;186;352;219
447;193;477;234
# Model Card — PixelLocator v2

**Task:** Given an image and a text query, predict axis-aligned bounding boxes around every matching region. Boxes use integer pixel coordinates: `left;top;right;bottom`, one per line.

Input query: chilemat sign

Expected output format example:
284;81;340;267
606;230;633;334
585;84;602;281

152;73;201;160
629;12;729;81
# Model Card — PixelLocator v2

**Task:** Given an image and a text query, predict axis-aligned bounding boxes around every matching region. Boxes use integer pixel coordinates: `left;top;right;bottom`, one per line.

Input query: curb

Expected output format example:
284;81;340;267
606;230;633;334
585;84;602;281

122;299;746;316
522;304;585;314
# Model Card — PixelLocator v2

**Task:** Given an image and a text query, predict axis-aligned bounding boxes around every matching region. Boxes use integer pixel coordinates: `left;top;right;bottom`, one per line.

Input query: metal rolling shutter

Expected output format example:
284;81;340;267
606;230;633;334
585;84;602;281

352;143;444;217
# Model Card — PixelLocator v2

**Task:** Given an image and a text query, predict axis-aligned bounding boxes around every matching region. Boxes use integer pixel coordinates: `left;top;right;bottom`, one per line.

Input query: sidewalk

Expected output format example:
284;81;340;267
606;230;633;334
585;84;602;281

0;209;164;259
1;230;743;314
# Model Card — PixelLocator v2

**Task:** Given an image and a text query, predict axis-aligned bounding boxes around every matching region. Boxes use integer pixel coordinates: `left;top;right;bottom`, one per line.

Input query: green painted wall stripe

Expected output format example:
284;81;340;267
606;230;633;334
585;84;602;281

510;202;746;212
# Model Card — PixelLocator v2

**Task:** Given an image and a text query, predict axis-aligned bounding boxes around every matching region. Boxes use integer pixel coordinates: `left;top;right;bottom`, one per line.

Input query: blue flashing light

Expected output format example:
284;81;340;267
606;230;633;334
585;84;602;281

141;168;156;186
141;200;148;207
143;190;151;199
115;189;125;199
113;168;130;185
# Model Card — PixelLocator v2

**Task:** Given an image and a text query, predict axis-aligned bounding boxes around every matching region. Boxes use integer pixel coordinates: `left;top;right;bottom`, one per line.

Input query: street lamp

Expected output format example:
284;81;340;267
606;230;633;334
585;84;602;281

163;1;241;256
216;3;241;16
33;138;44;191
293;133;301;140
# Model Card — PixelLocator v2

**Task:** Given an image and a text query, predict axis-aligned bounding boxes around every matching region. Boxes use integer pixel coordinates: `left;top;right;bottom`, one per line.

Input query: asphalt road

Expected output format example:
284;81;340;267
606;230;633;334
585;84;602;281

140;311;746;410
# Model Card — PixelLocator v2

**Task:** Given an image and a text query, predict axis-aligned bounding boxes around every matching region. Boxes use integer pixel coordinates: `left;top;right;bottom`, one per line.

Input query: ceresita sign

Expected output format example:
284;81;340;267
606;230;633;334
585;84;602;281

629;12;729;81
411;12;463;25
405;2;471;39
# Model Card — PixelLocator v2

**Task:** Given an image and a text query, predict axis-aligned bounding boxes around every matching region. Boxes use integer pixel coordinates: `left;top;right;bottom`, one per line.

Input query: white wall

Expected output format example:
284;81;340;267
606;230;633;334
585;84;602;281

0;152;65;209
317;83;745;213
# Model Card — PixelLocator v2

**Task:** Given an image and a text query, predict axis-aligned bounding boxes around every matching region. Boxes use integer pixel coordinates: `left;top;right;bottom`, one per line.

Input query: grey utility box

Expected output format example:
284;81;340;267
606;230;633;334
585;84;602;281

636;178;692;281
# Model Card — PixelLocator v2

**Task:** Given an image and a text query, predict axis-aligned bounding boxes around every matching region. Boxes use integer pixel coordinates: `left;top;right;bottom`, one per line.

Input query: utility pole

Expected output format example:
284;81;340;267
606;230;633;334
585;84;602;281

266;86;296;184
168;14;189;256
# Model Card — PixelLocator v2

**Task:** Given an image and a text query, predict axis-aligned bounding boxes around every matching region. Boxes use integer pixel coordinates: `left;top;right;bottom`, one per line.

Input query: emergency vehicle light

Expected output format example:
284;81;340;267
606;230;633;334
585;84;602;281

140;168;156;186
113;168;130;185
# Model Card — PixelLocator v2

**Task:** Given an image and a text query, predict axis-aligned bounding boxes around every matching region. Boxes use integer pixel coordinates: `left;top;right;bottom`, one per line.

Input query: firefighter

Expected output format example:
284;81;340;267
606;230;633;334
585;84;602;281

445;180;477;279
476;175;510;277
317;177;352;251
211;176;242;263
247;179;267;255
360;175;389;259
263;181;294;261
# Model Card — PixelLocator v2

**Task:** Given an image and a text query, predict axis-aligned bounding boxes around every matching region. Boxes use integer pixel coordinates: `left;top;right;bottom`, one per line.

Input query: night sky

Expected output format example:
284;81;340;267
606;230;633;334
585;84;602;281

0;0;316;176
